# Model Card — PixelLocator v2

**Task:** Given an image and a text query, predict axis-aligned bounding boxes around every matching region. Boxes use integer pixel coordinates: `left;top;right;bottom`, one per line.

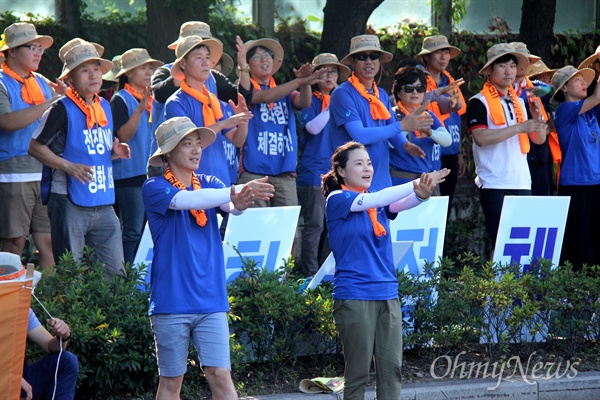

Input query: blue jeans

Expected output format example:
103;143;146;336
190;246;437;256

47;193;125;277
22;351;79;400
115;185;146;264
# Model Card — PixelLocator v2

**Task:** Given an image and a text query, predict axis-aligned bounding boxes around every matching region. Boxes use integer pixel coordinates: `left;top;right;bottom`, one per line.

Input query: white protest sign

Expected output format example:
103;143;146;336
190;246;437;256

493;196;570;270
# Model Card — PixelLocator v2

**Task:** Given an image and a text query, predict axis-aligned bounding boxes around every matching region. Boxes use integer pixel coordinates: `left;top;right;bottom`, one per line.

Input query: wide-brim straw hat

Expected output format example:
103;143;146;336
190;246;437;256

527;60;556;80
168;21;213;50
148;116;216;168
171;36;222;81
417;35;461;60
509;41;541;63
59;37;104;63
312;53;351;82
219;53;234;77
478;43;530;75
59;43;113;80
116;48;163;78
550;65;595;103
0;22;53;51
102;55;122;82
245;38;284;75
340;35;393;65
578;46;600;70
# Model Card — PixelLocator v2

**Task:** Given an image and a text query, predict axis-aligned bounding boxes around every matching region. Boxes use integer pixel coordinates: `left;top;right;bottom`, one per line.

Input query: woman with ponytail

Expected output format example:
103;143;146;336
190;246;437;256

322;141;448;400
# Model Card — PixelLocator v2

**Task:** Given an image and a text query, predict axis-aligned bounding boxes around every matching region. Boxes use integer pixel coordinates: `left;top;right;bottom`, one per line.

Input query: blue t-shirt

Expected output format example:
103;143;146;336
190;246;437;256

554;100;600;186
142;174;229;315
326;190;398;300
28;308;41;332
436;73;462;156
329;81;398;191
297;95;332;186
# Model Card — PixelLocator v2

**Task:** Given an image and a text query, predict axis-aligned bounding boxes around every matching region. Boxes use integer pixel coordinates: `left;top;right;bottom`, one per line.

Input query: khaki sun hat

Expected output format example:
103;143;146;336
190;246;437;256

171;36;223;81
0;22;53;51
312;53;351;82
116;48;163;78
148;116;216;168
245;38;285;75
509;42;541;63
478;43;529;75
59;43;113;80
527;60;556;80
168;21;215;50
417;35;461;60
550;65;595;103
59;38;104;63
578;45;600;70
219;53;234;77
340;34;393;65
102;55;122;82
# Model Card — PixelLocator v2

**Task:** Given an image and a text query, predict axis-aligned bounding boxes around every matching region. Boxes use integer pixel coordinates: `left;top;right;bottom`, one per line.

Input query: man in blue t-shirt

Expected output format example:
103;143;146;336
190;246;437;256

142;116;274;400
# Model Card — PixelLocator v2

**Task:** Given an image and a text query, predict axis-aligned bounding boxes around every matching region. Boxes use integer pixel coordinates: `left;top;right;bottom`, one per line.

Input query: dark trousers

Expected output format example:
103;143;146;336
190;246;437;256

440;154;459;214
478;188;531;248
22;351;79;400
558;184;600;271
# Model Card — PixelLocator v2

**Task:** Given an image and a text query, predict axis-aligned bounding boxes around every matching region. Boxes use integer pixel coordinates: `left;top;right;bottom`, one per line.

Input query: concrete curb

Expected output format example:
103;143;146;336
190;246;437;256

240;371;600;399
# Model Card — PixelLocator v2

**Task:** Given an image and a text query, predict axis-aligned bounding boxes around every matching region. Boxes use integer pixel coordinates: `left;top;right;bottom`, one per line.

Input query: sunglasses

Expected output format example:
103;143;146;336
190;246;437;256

401;84;426;93
354;52;381;61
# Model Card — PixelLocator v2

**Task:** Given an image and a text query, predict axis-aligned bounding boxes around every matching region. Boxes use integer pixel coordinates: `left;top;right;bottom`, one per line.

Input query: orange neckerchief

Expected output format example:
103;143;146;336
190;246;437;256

313;91;330;112
65;87;108;130
481;79;529;154
395;102;423;138
164;166;207;227
1;61;46;106
180;80;224;127
250;76;277;109
341;184;386;238
425;70;466;122
347;72;391;121
124;83;152;115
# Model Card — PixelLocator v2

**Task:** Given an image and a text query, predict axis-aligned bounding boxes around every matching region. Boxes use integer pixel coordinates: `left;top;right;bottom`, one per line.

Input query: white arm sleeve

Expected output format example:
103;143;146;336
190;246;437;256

305;109;330;135
220;202;243;215
170;187;231;210
349;180;419;212
430;125;452;147
389;192;423;213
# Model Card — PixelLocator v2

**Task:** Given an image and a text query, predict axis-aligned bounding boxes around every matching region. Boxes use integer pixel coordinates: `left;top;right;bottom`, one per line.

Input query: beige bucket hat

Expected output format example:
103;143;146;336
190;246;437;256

527;60;556;80
102;55;122;82
578;45;600;70
116;48;163;78
59;43;113;80
312;53;351;82
168;21;216;50
479;43;529;75
59;38;104;63
340;35;393;65
148;117;216;167
417;35;461;60
171;36;223;81
550;65;595;103
244;38;284;75
510;42;541;63
219;53;234;77
0;22;53;51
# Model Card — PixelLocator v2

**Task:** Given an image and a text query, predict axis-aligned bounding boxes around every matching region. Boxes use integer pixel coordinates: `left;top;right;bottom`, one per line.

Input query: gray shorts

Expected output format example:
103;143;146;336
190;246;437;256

150;312;231;377
0;181;50;238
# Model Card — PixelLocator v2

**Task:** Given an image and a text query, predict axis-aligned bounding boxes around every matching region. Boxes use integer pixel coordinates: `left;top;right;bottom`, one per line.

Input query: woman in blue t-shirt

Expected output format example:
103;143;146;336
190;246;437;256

321;141;448;400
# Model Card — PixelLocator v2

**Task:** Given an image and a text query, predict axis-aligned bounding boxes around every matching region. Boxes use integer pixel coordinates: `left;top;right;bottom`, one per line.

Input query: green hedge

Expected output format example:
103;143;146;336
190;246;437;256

27;250;600;398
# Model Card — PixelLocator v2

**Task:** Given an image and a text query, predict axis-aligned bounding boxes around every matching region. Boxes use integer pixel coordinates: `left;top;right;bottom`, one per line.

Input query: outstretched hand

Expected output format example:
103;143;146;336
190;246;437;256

113;138;131;159
400;100;434;133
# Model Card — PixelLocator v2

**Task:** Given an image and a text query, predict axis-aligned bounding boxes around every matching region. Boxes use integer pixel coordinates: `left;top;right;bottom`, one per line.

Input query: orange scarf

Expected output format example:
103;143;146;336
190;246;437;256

341;184;386;238
481;79;529;154
250;76;277;109
164;166;207;227
395;102;425;138
65;87;108;130
1;61;47;106
180;80;223;127
347;72;391;121
425;71;466;122
313;91;330;112
124;83;153;115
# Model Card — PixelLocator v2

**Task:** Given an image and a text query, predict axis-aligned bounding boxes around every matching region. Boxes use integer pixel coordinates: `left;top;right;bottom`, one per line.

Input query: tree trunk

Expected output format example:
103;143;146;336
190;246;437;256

146;0;211;63
437;0;453;39
253;0;276;35
57;0;82;37
518;0;556;64
320;0;385;59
